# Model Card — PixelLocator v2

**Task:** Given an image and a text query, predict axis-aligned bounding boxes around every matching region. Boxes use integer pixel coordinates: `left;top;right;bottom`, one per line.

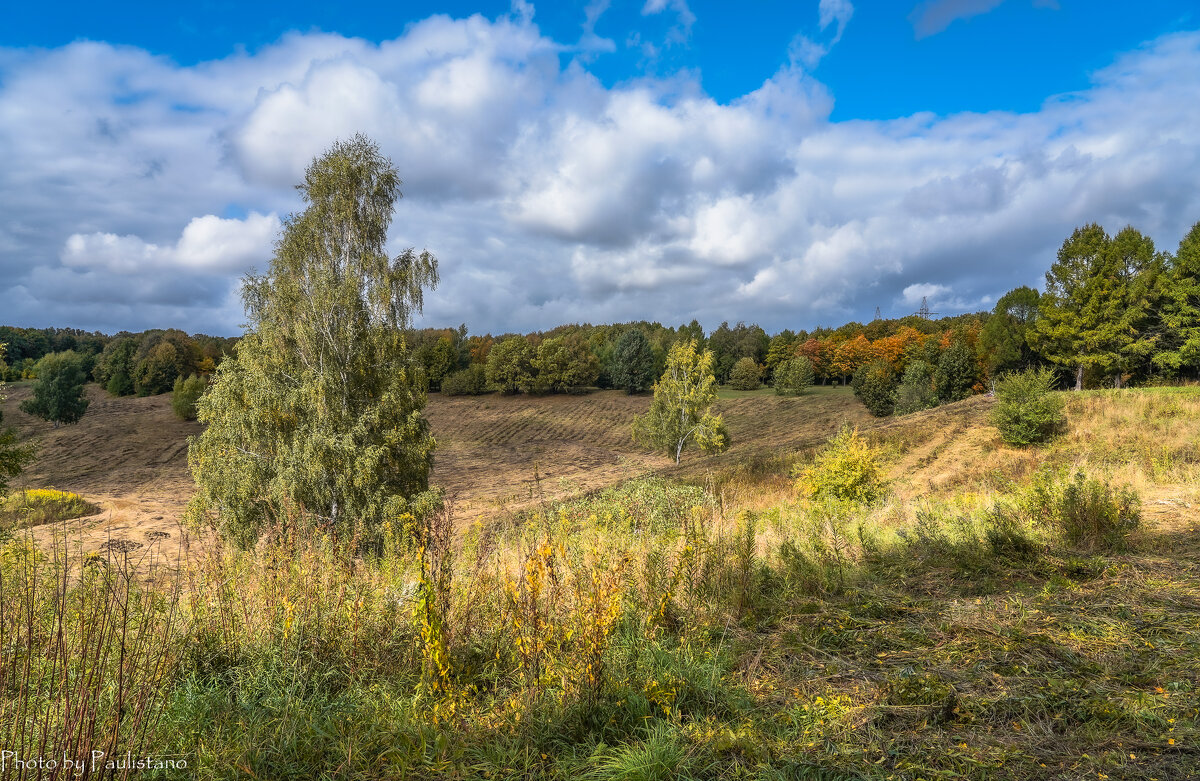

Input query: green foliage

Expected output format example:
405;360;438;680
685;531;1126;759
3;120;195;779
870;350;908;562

441;364;488;396
171;374;207;421
1056;474;1141;551
187;135;439;549
93;337;137;396
934;339;977;402
486;336;535;394
727;357;761;390
0;425;33;499
1032;223;1164;388
893;359;937;415
535;333;601;393
1021;469;1141;551
980;286;1040;376
851;360;896;417
796;426;886;505
20;351;90;426
773;356;814;396
1155;220;1200;377
0;346;36;496
633;340;729;464
609;329;656;394
990;367;1066;445
0;488;99;529
133;339;183;396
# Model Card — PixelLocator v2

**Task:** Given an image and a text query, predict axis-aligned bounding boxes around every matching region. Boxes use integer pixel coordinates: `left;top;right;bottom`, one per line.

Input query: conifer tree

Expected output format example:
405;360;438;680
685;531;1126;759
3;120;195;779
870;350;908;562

1155;221;1200;378
609;329;656;394
186;135;439;548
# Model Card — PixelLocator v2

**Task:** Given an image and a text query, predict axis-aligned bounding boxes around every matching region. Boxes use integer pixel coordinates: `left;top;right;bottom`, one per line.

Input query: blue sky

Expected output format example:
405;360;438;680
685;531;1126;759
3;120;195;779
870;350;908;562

2;1;1200;335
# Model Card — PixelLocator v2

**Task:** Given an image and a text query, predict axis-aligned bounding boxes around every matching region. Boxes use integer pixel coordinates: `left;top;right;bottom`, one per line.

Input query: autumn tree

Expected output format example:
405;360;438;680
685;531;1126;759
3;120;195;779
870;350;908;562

832;334;873;384
186;135;439;548
633;340;729;464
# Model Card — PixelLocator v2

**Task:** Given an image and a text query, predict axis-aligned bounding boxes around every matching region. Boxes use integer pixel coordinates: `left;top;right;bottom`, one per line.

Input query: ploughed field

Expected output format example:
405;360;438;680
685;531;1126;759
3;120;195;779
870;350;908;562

1;383;872;560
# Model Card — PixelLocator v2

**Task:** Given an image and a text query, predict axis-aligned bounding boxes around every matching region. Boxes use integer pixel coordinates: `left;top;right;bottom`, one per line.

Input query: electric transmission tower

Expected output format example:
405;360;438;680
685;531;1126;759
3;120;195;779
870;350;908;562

915;296;939;319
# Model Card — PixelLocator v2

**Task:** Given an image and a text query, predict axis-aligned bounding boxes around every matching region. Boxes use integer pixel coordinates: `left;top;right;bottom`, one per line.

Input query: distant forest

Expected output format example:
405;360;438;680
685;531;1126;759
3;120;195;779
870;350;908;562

3;219;1198;403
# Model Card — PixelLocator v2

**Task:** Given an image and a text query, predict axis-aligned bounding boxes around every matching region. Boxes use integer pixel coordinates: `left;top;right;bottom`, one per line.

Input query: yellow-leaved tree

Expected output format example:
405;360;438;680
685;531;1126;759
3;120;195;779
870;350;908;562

633;339;729;464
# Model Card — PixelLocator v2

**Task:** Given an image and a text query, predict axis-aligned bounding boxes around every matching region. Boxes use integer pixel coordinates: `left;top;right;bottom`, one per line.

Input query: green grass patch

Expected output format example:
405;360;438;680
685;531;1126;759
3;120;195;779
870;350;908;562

0;487;100;529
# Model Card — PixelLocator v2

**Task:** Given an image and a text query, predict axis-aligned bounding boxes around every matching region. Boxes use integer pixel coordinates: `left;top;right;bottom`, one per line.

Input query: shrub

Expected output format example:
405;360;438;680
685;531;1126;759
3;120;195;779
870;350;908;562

774;357;814;396
20;351;90;426
796;426;886;505
990;367;1066;445
728;357;761;390
893;360;937;415
171;374;207;420
851;360;897;417
1054;472;1141;551
441;364;488;396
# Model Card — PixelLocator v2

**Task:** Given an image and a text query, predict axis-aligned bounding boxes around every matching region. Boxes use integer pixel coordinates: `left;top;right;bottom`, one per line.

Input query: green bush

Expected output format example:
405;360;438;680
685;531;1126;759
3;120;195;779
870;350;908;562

893;360;937;415
989;367;1066;445
795;426;886;505
441;364;488;396
171;374;207;420
20;351;90;426
1054;472;1141;551
934;339;977;402
851;360;896;417
773;357;814;396
1017;468;1141;551
728;357;761;390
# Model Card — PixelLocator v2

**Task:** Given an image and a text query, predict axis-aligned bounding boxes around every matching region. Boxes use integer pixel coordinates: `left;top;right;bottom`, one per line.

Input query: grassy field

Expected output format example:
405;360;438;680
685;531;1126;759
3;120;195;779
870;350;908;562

0;383;870;557
1;386;1199;779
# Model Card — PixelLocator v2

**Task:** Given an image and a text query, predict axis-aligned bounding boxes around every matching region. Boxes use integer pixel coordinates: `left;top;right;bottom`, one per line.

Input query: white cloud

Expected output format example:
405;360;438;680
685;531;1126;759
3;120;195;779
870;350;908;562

1;15;1199;336
60;213;279;275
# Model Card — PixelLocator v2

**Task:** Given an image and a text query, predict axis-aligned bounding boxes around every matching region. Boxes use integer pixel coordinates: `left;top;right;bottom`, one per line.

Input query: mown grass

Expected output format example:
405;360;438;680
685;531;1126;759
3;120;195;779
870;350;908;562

0;487;99;530
2;388;1199;780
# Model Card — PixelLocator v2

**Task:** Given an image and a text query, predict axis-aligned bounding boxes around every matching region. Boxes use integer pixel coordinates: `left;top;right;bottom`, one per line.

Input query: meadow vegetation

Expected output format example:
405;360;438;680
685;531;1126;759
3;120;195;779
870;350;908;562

0;487;99;530
2;387;1198;780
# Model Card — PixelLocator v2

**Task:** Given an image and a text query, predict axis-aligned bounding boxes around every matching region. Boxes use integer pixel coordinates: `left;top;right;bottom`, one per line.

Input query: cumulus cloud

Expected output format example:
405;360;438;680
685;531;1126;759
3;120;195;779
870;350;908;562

61;213;279;275
1;13;1199;335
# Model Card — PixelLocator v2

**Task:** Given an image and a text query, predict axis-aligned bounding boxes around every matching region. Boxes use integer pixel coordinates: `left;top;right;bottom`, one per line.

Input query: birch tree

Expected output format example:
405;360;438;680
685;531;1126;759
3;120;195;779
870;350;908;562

633;340;729;464
186;135;439;548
